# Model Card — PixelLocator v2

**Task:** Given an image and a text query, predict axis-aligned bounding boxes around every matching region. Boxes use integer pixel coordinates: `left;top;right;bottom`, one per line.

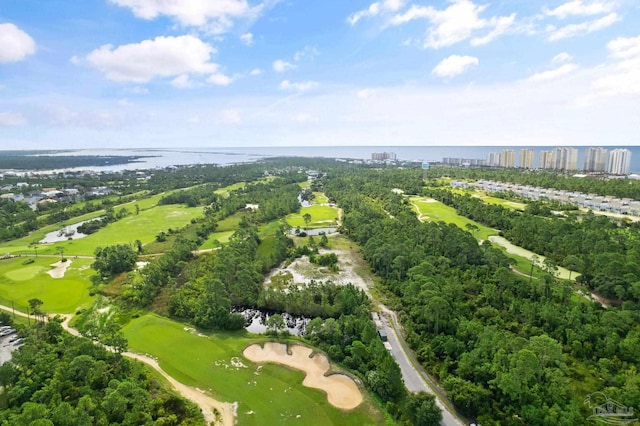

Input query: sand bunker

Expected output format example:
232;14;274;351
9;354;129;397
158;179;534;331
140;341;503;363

243;343;363;410
47;260;72;278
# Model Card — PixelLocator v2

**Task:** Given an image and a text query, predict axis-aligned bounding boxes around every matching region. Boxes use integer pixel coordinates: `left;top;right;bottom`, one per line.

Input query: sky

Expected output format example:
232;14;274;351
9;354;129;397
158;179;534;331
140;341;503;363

0;0;639;149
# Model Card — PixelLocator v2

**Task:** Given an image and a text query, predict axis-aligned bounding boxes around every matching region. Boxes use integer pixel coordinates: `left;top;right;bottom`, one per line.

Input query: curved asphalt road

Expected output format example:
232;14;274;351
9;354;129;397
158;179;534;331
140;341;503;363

379;305;466;426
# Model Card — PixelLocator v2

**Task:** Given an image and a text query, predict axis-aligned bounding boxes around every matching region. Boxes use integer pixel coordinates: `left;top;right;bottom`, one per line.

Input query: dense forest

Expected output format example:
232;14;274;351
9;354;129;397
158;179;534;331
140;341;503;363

0;318;202;425
424;188;640;304
322;167;640;425
4;159;640;425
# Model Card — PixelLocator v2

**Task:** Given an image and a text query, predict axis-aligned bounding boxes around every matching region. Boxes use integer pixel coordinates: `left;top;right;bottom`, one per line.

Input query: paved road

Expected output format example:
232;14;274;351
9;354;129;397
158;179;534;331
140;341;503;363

379;305;465;426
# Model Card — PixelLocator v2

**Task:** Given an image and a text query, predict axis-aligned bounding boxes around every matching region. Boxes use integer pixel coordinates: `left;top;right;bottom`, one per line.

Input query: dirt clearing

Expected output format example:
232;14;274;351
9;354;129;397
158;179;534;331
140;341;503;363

243;342;363;410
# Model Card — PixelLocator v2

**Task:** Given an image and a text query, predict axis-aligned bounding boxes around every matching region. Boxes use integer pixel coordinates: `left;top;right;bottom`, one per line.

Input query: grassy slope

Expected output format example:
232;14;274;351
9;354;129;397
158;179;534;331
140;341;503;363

286;205;339;228
123;314;384;426
409;196;497;241
0;257;94;313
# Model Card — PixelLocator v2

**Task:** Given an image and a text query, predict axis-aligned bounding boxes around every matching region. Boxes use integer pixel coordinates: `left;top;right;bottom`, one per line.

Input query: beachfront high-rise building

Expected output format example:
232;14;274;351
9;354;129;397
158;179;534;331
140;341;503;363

371;152;396;161
551;147;578;170
584;147;608;172
539;151;554;169
519;149;534;169
607;149;632;175
500;150;515;168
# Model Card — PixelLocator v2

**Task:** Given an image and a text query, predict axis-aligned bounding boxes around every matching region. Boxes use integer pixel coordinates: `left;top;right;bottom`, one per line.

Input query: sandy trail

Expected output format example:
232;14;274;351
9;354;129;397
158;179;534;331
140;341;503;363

57;314;235;426
47;260;72;278
124;352;235;426
243;342;362;410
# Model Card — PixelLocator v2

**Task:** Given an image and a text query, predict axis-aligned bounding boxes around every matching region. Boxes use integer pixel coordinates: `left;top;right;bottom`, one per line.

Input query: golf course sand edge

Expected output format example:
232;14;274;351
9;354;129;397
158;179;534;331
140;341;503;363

47;260;72;278
243;342;363;410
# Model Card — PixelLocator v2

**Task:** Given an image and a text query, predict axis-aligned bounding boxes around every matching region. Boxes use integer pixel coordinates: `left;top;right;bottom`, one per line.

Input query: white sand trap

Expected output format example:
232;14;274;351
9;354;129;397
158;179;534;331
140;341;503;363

422;198;438;203
47;260;72;278
243;343;363;410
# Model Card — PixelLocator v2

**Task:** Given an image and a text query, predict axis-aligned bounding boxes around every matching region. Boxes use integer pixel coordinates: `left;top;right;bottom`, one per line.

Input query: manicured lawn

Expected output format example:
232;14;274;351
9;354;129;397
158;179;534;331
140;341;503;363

478;195;527;210
216;212;246;232
286;205;339;228
36;204;204;257
312;192;329;204
409;197;498;241
123;314;385;426
214;182;246;198
0;257;94;313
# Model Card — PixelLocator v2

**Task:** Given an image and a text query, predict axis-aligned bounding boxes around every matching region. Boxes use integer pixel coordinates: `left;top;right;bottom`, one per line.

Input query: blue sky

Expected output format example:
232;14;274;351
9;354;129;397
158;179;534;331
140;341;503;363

0;0;638;149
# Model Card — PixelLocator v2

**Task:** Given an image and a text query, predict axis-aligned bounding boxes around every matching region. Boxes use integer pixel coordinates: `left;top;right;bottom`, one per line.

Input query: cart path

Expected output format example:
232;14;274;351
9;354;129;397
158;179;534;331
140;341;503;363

0;306;235;426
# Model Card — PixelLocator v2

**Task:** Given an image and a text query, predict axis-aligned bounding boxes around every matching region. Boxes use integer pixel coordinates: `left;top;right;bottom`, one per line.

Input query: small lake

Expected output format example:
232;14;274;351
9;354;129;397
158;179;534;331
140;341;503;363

289;227;337;236
236;308;309;336
40;218;102;243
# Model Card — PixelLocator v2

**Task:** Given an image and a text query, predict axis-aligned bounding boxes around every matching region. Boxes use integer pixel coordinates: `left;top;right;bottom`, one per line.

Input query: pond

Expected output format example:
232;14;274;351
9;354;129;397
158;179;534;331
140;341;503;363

235;308;310;336
39;218;102;243
289;227;338;236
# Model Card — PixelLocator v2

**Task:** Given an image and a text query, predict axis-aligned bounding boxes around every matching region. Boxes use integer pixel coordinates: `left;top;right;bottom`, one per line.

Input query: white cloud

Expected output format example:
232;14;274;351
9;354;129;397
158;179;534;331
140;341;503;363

280;80;319;92
109;0;256;30
86;35;219;83
544;0;617;19
0;112;26;126
583;35;640;101
208;73;232;86
553;52;573;63
0;23;36;63
348;0;405;25
220;108;242;124
273;59;296;73
240;32;254;46
432;55;479;78
293;113;318;123
547;12;620;41
250;68;263;76
608;35;640;59
294;45;319;62
357;89;375;99
390;0;514;49
470;14;516;46
128;86;149;95
528;63;579;82
171;74;195;88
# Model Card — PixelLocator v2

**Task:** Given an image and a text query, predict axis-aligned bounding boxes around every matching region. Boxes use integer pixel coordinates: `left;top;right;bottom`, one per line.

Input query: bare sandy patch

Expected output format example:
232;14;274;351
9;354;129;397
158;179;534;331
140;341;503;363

422;198;438;203
243;342;363;410
47;260;72;278
265;249;372;296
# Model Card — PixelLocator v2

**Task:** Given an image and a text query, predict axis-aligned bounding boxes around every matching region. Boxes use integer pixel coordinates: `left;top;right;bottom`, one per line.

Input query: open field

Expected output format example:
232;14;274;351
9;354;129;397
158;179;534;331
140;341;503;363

286;205;339;228
312;192;329;204
479;196;527;210
215;182;247;197
34;204;203;257
409;197;497;241
0;257;94;313
123;314;384;426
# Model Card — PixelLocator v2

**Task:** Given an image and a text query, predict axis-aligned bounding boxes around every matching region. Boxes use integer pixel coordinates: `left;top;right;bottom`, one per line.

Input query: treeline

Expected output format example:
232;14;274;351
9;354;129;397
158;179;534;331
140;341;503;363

0;199;38;242
425;188;640;304
159;184;221;207
169;226;291;329
324;167;640;425
426;166;640;199
0;320;203;425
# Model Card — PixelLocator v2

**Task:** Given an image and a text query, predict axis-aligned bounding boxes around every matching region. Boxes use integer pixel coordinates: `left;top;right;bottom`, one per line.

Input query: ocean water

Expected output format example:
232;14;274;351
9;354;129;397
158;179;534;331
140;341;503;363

49;146;640;174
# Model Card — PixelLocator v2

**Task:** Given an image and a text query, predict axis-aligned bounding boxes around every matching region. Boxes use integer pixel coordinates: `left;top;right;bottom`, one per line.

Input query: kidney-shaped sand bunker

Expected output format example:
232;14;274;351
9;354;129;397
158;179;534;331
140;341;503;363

243;342;363;410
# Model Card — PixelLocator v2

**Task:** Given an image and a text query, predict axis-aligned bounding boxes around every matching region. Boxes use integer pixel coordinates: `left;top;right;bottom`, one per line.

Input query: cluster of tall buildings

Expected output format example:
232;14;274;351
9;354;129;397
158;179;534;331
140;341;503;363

483;147;632;175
